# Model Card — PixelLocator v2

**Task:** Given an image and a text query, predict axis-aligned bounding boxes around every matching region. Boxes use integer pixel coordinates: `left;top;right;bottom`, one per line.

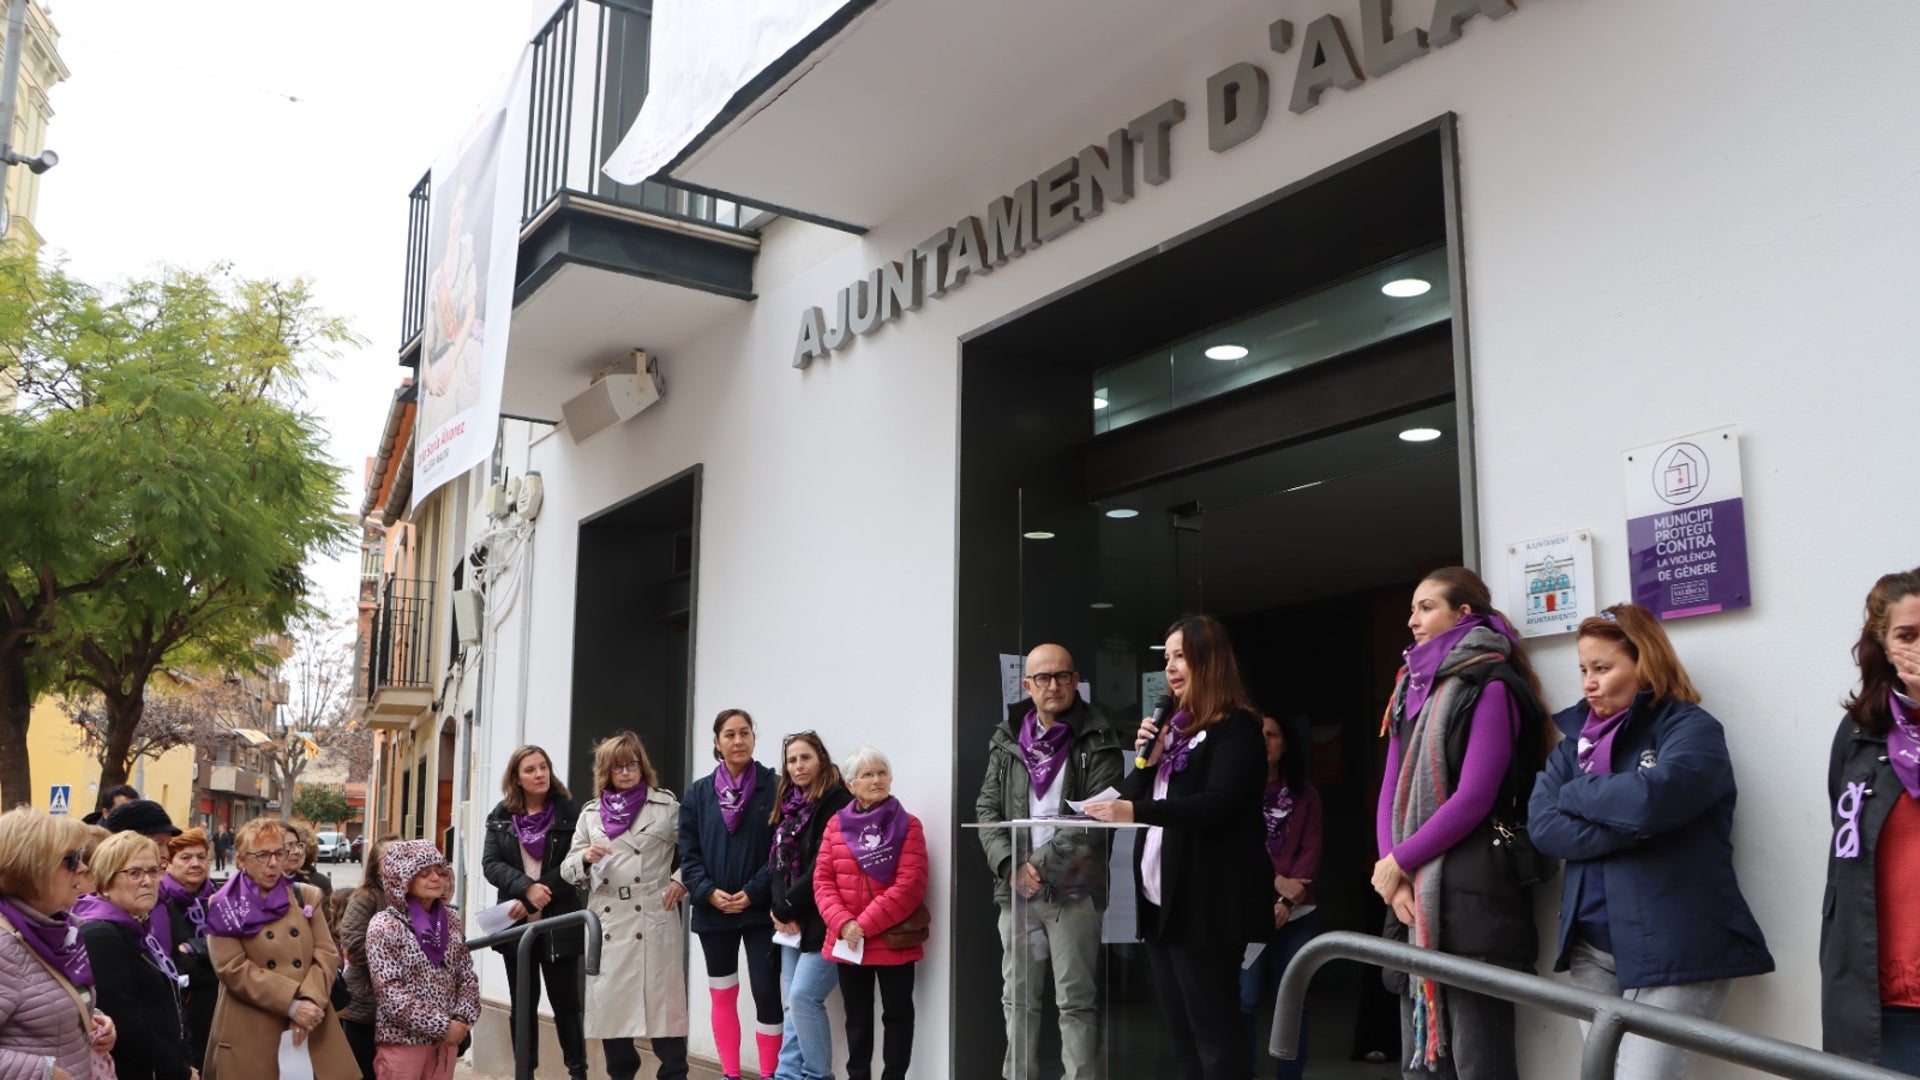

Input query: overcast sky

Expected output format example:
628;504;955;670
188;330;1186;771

32;0;546;618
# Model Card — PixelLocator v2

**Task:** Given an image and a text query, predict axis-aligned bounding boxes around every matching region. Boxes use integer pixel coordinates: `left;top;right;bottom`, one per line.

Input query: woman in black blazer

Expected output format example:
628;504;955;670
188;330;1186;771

1087;614;1272;1080
482;743;588;1080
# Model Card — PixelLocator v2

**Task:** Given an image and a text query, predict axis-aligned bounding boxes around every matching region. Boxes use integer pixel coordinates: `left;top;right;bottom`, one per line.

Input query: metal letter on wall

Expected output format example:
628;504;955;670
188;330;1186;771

986;181;1039;267
1429;0;1516;48
1290;15;1366;114
1076;128;1134;221
793;307;827;368
914;227;953;300
1358;0;1429;78
946;215;991;292
1034;157;1082;243
1206;62;1271;153
849;269;884;336
1126;99;1187;186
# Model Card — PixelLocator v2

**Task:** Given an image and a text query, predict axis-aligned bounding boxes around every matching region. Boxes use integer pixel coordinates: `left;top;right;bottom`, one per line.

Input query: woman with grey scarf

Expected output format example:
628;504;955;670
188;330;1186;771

1370;567;1548;1080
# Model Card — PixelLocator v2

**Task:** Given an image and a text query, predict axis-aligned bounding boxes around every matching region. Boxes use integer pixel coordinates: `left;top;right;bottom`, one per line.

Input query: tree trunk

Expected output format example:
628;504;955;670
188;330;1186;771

0;651;32;809
96;687;144;791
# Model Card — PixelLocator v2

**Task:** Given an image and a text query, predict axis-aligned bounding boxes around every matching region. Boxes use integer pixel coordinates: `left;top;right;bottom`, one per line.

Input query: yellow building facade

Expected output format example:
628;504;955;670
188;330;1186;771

25;697;194;825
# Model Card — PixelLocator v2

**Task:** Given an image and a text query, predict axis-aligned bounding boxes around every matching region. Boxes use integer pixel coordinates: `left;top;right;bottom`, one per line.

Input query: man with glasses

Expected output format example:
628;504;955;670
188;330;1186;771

975;643;1124;1080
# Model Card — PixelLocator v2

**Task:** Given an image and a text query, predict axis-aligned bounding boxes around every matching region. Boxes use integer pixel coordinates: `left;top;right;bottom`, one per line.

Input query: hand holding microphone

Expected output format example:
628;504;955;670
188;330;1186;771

1135;694;1177;769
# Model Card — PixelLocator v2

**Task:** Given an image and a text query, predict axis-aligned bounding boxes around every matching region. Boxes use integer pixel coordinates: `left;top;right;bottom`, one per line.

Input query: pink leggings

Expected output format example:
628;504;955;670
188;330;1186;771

374;1042;458;1080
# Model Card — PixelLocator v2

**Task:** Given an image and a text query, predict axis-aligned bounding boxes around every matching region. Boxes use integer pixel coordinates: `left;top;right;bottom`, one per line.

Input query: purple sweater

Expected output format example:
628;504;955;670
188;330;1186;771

1377;679;1515;870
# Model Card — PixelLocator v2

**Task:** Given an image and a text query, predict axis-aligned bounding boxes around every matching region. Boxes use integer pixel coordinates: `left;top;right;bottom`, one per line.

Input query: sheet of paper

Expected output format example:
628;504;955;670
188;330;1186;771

278;1029;316;1080
591;850;616;893
1242;942;1266;970
832;936;865;964
771;928;802;949
1066;787;1121;813
475;900;520;937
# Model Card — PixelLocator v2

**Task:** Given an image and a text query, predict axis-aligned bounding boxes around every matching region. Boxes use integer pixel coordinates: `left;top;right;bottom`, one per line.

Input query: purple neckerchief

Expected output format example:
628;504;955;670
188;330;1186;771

1401;614;1514;722
1019;709;1073;795
1578;706;1632;775
1889;691;1920;800
158;875;214;937
407;897;451;967
0;896;93;987
715;762;758;835
204;873;290;938
772;785;820;888
838;796;910;885
73;894;176;980
1155;710;1201;783
512;802;558;862
599;786;647;841
1262;781;1295;856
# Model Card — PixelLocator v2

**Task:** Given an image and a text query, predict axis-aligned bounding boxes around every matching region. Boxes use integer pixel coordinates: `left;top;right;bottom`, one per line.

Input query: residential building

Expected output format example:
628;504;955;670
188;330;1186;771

24;680;195;828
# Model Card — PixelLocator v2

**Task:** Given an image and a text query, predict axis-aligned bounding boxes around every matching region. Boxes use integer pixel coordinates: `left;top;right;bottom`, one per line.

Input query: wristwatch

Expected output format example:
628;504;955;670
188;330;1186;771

1279;896;1296;910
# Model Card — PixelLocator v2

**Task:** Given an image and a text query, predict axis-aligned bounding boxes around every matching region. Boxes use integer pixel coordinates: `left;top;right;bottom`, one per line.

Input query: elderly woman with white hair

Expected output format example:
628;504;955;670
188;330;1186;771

811;747;929;1080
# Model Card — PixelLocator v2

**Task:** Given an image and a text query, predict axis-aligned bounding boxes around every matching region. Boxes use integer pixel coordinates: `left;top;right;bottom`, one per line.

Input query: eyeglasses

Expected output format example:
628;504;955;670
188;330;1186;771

610;761;641;774
782;730;817;746
244;848;290;863
1025;670;1078;687
419;864;452;878
115;866;163;883
284;841;306;851
60;850;87;873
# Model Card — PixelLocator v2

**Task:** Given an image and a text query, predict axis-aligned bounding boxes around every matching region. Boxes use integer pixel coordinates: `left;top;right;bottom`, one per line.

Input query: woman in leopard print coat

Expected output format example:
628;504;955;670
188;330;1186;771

366;840;479;1080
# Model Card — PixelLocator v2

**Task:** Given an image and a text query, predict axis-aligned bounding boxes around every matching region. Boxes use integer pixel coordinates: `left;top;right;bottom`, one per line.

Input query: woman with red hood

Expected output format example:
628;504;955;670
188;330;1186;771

365;840;479;1080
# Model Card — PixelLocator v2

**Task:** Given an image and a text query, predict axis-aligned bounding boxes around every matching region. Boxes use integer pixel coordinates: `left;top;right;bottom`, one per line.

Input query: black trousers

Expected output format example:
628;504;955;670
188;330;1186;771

698;924;784;1025
1146;940;1250;1080
500;949;589;1079
838;961;916;1080
604;1035;689;1080
340;1017;376;1080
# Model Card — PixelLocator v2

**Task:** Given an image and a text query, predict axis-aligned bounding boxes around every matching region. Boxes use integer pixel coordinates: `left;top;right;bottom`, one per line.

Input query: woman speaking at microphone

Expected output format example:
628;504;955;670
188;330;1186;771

1085;614;1272;1080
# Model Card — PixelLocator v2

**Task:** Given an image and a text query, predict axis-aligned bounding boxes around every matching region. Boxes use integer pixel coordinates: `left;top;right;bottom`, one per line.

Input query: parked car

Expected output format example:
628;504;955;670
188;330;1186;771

348;836;364;863
314;831;348;863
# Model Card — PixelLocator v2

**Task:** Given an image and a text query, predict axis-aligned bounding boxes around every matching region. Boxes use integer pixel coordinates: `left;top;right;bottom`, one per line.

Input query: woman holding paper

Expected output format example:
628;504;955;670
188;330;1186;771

769;731;853;1080
562;730;691;1080
814;746;928;1080
76;829;196;1080
482;743;588;1080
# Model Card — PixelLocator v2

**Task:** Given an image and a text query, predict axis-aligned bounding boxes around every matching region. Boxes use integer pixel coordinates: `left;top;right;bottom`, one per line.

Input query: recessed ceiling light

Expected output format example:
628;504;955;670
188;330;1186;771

1399;427;1443;443
1090;602;1114;610
1022;531;1056;540
1104;508;1139;519
1149;644;1166;651
1204;344;1249;361
1382;278;1432;298
1093;395;1109;410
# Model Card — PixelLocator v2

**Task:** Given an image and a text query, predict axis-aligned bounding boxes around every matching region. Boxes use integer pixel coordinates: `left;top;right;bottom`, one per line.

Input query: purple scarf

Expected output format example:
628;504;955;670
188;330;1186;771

512;802;558;862
1400;613;1521;725
1019;710;1073;795
714;762;758;835
0;896;92;987
204;873;291;938
1155;710;1201;782
1578;706;1632;775
838;796;910;885
73;894;177;980
772;785;822;887
407;897;451;968
599;786;647;841
1889;691;1920;799
1262;781;1295;856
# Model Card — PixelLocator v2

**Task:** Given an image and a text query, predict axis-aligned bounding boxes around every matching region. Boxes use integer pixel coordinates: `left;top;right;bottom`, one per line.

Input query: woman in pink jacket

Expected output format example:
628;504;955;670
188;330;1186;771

813;747;928;1080
0;807;118;1080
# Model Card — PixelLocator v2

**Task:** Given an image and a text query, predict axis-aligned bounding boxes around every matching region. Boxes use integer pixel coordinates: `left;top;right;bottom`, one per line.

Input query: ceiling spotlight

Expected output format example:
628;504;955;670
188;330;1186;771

1382;278;1432;298
1104;508;1139;519
1399;427;1443;443
1090;602;1114;610
1022;530;1056;540
1149;644;1166;651
1093;395;1109;410
1204;344;1249;361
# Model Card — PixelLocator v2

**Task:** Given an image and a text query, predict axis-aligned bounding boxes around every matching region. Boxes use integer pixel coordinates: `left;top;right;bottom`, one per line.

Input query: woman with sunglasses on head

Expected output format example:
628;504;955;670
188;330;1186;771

1823;569;1920;1072
201;816;357;1080
77;830;196;1080
157;828;220;1069
563;730;692;1080
768;731;853;1080
483;744;588;1080
0;807;118;1080
1082;614;1271;1080
1529;602;1771;1080
680;709;782;1080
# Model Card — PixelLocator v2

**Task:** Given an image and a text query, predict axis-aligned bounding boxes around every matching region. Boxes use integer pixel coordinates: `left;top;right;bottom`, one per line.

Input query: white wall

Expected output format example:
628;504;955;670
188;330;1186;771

484;0;1920;1073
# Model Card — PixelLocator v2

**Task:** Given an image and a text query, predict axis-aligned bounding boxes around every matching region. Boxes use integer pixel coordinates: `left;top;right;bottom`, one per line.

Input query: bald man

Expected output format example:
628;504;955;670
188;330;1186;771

975;643;1124;1080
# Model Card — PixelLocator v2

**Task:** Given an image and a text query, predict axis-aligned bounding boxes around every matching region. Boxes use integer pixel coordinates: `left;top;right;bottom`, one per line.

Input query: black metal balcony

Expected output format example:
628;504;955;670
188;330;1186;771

366;577;434;717
398;0;764;367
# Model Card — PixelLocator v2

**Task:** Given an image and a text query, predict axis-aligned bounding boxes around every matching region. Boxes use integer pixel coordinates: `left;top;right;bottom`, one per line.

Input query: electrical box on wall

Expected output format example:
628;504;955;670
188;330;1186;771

451;588;484;646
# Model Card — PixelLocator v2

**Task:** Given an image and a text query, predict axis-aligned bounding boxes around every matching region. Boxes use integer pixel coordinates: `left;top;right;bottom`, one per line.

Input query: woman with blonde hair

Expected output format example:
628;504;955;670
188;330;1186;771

202;816;358;1079
563;730;690;1080
77;829;195;1080
157;827;220;1066
0;806;117;1080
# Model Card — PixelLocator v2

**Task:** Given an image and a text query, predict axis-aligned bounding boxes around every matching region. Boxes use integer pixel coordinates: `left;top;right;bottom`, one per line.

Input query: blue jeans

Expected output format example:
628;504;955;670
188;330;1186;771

1883;1007;1920;1075
1242;909;1321;1080
776;944;838;1080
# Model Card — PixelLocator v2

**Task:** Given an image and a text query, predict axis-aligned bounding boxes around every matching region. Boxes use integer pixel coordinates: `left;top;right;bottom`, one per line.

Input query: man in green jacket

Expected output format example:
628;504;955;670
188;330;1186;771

975;643;1124;1080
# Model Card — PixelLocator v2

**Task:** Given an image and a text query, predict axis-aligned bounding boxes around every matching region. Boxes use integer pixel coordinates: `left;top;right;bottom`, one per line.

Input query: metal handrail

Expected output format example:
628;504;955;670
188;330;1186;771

1272;932;1908;1080
463;908;605;1080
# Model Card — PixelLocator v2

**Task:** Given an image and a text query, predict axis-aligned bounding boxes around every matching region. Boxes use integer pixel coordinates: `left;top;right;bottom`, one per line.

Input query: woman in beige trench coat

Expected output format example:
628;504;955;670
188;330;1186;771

562;730;690;1080
203;817;359;1080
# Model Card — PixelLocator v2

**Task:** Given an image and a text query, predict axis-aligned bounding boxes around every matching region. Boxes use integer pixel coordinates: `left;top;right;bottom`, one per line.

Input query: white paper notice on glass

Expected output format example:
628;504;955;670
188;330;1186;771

832;937;865;965
1067;787;1122;814
1242;942;1266;970
278;1029;316;1080
771;928;802;949
475;900;520;937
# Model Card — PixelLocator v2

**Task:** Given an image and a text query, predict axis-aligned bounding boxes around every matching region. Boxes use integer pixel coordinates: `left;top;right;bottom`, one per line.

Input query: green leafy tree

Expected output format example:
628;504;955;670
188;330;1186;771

291;782;352;832
0;253;355;803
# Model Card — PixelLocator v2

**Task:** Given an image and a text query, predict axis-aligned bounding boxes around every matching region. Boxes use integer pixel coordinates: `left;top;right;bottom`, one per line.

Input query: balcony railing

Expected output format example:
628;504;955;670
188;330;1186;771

366;577;435;702
398;0;760;355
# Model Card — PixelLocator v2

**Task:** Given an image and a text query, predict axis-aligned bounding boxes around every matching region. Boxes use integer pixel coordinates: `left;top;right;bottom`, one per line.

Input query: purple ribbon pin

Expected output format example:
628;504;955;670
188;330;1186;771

1835;781;1866;859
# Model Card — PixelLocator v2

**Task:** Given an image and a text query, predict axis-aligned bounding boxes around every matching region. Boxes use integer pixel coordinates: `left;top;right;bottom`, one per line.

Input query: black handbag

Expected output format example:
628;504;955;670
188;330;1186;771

1490;814;1556;887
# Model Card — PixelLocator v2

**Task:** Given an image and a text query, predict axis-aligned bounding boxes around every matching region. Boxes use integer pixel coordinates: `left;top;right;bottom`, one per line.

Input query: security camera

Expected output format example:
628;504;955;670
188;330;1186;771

25;150;56;175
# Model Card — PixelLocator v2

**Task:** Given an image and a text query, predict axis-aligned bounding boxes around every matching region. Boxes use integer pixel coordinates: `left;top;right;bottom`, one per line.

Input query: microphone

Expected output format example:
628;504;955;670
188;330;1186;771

1136;694;1177;770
